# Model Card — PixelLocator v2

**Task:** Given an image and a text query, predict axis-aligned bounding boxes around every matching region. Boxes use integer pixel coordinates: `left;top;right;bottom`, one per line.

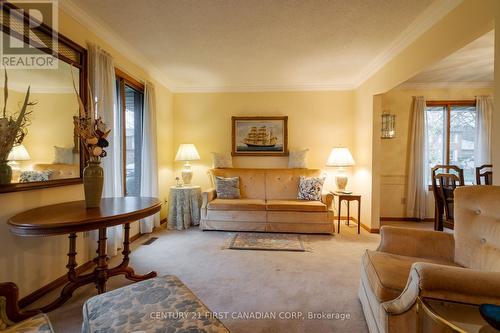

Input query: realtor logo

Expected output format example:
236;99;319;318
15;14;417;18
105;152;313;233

0;0;58;69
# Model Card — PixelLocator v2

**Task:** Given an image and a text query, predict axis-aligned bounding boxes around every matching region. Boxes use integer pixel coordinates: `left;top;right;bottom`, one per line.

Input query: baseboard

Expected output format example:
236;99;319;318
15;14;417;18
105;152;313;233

17;222;161;309
360;223;380;234
336;216;379;233
380;217;434;222
129;232;143;243
19;260;94;308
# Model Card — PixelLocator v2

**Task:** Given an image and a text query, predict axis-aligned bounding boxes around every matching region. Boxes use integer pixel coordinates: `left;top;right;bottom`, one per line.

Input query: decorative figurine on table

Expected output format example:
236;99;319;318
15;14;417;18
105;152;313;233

175;176;183;187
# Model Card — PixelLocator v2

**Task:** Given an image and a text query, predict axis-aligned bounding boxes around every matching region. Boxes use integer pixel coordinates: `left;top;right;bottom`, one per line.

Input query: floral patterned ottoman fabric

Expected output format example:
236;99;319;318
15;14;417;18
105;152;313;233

3;313;55;333
297;176;325;201
82;276;229;333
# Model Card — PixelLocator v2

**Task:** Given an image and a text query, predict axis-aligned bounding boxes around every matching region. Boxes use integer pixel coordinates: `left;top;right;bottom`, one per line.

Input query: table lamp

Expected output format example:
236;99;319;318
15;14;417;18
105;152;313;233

326;147;355;193
175;144;200;185
8;144;30;170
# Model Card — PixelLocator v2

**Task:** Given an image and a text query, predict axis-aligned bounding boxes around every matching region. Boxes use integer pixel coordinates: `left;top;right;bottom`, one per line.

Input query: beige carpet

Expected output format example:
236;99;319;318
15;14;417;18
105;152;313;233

31;223;394;332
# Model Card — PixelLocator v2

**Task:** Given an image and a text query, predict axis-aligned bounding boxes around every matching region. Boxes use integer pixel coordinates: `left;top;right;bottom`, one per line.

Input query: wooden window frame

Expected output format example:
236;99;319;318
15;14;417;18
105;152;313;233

425;100;476;165
115;68;145;195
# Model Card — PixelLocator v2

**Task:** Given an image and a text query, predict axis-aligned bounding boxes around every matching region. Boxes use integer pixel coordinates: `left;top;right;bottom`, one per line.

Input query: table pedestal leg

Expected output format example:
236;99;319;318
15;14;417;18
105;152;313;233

38;233;95;312
95;228;108;294
107;223;157;281
31;224;156;313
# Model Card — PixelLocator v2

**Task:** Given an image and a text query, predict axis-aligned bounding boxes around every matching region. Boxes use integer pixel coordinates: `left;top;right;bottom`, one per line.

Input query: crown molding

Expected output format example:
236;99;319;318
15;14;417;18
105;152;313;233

353;0;463;88
59;0;174;90
172;82;356;93
396;81;494;90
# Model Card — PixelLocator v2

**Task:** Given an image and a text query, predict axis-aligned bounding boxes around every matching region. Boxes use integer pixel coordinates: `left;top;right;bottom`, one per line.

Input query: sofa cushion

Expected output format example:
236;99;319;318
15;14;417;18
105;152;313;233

211;168;266;199
266;169;322;200
207;198;267;211
362;250;458;303
266;199;327;212
215;176;241;199
297;176;325;201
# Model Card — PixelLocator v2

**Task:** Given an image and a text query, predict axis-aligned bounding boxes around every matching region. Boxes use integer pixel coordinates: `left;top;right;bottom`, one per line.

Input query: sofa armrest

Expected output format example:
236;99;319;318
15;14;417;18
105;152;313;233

201;188;217;208
321;192;334;210
378;226;454;262
383;263;500;314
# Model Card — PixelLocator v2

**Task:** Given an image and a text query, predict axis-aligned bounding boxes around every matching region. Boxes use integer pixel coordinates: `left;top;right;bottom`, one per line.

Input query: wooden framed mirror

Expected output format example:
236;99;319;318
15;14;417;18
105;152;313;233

0;2;88;193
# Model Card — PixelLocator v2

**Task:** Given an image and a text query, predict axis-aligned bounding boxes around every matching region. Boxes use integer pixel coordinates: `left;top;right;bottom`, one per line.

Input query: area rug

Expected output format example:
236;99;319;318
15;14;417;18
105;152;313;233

228;232;306;252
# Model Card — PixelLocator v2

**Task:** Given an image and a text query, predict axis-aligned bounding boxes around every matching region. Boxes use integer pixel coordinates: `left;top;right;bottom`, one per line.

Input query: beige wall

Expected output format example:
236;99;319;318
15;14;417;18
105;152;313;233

0;9;174;297
379;86;495;218
494;10;500;184
173;91;355;191
352;0;496;230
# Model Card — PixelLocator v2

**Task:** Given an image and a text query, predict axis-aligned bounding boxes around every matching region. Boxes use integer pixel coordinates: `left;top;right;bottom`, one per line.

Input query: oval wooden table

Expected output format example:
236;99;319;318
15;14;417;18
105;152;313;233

8;197;162;312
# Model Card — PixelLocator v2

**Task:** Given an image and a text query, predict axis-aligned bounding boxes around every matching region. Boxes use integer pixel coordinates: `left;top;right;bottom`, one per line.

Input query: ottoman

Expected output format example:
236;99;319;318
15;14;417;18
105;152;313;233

82;276;229;333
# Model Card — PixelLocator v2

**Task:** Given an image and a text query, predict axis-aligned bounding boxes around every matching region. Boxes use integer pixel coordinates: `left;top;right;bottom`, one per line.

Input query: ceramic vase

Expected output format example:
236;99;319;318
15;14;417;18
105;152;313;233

83;160;103;208
0;160;12;185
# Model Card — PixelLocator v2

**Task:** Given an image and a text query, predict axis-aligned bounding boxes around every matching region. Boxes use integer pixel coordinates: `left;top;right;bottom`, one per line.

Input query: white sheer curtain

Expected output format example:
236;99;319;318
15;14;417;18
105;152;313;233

475;96;493;166
88;43;123;256
406;96;428;219
139;82;160;233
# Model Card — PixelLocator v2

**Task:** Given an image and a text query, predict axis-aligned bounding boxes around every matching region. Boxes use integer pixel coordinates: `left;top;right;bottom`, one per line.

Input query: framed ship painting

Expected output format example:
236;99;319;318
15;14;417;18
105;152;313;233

232;116;288;156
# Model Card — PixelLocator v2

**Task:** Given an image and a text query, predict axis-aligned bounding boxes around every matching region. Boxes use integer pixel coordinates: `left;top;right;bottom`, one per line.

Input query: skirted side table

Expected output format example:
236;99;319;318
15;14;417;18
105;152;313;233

167;185;202;230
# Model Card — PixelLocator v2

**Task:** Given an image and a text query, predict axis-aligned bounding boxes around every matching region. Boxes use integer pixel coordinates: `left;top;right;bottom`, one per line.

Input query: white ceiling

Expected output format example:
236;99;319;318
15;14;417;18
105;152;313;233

404;30;494;86
63;0;463;92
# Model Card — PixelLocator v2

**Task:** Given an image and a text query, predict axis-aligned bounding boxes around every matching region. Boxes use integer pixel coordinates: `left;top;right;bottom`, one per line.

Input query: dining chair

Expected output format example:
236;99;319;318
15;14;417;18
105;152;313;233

476;164;493;185
431;165;464;231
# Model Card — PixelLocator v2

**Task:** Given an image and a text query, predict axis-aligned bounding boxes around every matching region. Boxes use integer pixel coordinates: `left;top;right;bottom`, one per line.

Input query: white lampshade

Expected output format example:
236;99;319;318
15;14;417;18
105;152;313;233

326;147;355;167
8;144;30;161
175;144;200;161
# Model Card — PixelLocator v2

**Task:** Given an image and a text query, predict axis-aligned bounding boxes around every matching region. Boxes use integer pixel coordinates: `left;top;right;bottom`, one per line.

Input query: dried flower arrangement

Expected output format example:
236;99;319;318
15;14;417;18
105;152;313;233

71;72;110;162
0;70;36;162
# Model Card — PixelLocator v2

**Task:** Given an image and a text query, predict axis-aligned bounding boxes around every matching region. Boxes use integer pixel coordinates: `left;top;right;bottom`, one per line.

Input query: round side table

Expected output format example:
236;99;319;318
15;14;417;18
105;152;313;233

167;185;202;230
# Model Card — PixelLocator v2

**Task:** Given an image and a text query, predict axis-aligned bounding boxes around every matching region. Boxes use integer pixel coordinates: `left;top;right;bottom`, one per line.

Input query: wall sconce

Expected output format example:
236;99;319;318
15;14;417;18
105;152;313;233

381;112;396;139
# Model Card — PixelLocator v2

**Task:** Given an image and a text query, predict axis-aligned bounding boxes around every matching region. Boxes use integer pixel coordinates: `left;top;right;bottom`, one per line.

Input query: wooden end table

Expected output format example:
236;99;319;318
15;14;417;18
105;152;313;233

331;192;361;234
8;197;161;312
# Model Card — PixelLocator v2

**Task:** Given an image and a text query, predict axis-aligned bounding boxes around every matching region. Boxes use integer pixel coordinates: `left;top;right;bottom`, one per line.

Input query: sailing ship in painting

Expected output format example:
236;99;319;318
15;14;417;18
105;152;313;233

243;126;277;147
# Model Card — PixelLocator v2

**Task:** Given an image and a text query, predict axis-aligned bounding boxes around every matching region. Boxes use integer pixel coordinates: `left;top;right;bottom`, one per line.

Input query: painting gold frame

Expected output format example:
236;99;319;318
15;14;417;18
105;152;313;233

231;116;288;156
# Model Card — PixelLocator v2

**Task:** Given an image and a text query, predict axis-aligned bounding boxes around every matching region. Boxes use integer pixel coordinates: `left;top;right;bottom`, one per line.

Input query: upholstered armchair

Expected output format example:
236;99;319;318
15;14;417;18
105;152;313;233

359;186;500;333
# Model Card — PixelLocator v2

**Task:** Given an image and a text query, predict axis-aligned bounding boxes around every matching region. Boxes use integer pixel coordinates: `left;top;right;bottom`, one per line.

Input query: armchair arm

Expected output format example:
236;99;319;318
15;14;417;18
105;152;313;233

378;226;454;262
0;282;41;325
321;192;334;210
383;263;500;314
201;188;217;208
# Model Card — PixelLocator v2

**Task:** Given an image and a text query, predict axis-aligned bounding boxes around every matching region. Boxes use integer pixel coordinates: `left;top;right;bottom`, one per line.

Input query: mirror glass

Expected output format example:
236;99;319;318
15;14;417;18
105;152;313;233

0;31;81;185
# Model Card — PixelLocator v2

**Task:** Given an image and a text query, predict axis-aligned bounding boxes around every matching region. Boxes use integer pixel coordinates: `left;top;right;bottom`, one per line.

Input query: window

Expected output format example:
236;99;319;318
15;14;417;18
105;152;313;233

116;69;144;196
426;101;476;184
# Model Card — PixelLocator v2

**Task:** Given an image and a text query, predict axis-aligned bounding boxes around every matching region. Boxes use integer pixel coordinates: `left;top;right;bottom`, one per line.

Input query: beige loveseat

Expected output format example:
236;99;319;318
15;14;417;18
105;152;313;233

359;186;500;333
200;168;334;234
